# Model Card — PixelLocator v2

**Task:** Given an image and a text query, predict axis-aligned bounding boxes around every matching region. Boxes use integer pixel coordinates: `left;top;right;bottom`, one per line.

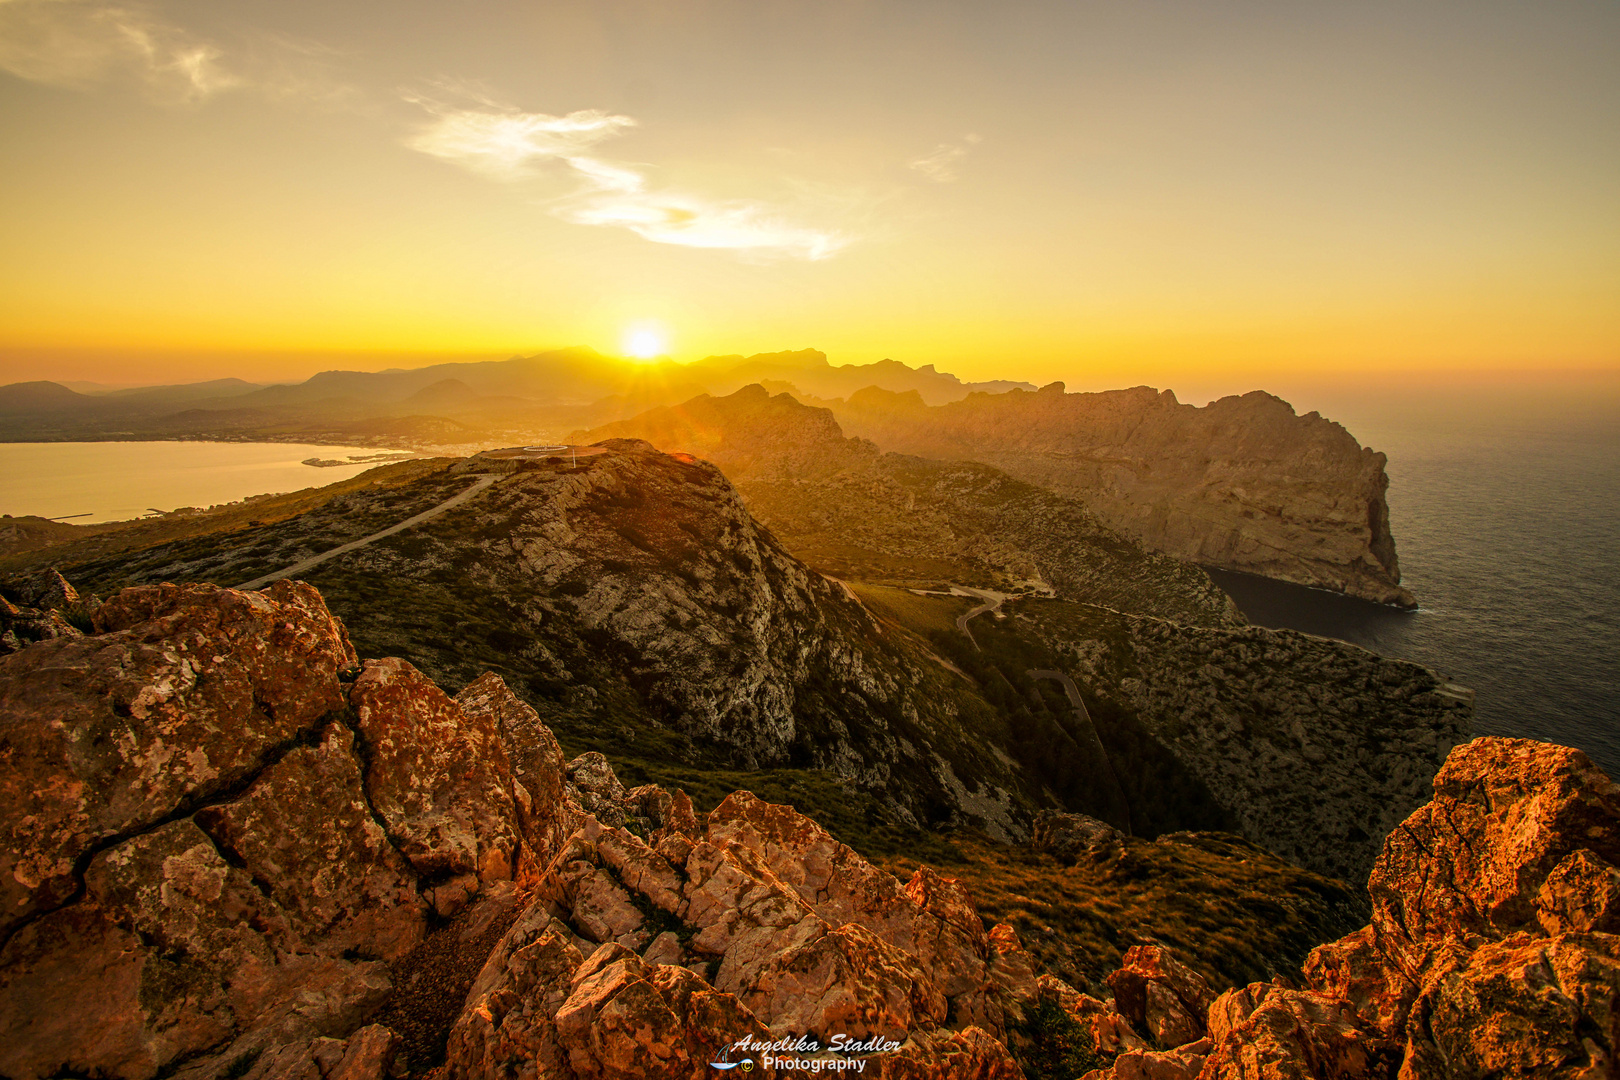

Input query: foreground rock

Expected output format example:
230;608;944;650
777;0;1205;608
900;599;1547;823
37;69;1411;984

0;583;565;1080
0;580;1076;1079
1074;737;1620;1079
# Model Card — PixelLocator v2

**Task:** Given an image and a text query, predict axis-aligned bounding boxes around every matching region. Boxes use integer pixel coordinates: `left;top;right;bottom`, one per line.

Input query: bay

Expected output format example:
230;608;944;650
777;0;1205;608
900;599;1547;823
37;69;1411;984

0;441;413;524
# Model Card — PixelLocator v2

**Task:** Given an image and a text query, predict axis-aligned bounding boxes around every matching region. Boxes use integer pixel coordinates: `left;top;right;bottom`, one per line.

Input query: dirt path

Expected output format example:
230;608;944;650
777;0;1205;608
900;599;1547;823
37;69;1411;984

236;474;497;590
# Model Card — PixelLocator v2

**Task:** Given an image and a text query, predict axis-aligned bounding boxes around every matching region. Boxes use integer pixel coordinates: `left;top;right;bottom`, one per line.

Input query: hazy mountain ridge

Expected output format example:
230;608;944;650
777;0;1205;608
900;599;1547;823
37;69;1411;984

819;382;1414;607
0;348;1030;445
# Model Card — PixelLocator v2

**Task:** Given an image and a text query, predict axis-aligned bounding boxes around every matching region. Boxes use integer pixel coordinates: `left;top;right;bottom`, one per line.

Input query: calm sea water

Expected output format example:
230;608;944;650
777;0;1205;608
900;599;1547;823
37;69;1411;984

1208;401;1620;778
0;441;411;524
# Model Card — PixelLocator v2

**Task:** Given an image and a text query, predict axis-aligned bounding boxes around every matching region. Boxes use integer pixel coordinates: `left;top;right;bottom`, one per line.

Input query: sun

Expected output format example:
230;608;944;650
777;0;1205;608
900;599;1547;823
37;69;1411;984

621;322;670;360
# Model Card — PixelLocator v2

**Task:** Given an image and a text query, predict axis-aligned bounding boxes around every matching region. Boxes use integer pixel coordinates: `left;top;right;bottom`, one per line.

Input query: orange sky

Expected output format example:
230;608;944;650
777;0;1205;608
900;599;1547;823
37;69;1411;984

1;1;1616;390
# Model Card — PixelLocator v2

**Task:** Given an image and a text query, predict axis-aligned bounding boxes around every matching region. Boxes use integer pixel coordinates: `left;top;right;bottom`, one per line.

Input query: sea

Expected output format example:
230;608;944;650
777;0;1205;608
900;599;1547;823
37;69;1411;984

0;441;412;525
1201;381;1620;779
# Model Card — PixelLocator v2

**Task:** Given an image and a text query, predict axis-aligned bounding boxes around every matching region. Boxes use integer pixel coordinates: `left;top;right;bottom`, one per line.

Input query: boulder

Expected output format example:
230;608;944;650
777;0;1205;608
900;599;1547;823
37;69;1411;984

1200;982;1397;1079
1295;737;1620;1077
0;580;356;938
1031;810;1122;864
456;672;575;875
349;657;521;913
1105;944;1214;1049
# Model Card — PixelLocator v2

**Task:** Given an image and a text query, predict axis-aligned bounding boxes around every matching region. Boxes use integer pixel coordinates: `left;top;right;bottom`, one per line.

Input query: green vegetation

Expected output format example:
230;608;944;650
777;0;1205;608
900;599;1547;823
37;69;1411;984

1009;997;1106;1080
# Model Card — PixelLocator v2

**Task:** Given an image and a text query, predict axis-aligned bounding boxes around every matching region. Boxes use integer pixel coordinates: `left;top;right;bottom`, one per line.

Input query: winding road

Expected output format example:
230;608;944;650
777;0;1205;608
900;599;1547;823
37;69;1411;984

951;586;1011;648
235;474;498;590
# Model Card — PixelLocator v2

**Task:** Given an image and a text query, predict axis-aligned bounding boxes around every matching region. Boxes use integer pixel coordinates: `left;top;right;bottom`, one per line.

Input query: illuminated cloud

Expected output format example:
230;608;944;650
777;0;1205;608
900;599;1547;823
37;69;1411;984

403;99;637;182
405;97;850;260
909;133;982;183
0;0;238;100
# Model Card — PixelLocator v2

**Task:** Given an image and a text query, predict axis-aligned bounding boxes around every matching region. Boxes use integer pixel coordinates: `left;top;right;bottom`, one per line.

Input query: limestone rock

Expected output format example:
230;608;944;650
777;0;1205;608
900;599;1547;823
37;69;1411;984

1032;810;1122;864
1293;737;1620;1077
349;657;521;907
455;671;575;876
1105;944;1215;1049
1201;982;1397;1079
193;722;427;962
0;580;356;938
824;383;1415;607
1037;974;1148;1057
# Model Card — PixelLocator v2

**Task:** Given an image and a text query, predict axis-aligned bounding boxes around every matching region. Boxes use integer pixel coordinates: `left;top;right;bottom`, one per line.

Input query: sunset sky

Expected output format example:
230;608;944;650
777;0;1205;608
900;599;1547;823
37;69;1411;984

1;0;1616;391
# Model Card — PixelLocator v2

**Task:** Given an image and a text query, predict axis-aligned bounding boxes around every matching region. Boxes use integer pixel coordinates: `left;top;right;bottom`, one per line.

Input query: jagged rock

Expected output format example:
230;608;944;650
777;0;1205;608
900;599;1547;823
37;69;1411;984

705;790;1001;1026
2;566;80;609
874;1026;1026;1078
1079;1039;1211;1080
349;657;521;913
236;1025;401;1080
1032;810;1123;864
1201;982;1397;1078
0;817;393;1080
1104;944;1215;1049
455;672;575;877
1288;737;1620;1077
1037;974;1148;1057
1367;736;1620;971
0;580;357;938
986;923;1040;1005
452;772;1033;1076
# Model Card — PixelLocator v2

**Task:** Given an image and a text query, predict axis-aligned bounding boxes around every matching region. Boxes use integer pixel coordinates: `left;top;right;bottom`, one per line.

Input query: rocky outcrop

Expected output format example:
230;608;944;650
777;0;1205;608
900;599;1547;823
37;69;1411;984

0;583;564;1080
0;576;1081;1080
826;383;1414;607
1296;737;1620;1078
0;566;94;655
1075;736;1620;1079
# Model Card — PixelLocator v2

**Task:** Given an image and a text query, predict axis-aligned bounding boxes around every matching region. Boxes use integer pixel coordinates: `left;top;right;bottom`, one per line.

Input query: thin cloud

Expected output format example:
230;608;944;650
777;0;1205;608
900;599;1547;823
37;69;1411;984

909;133;982;183
404;96;850;261
0;0;238;100
403;98;637;182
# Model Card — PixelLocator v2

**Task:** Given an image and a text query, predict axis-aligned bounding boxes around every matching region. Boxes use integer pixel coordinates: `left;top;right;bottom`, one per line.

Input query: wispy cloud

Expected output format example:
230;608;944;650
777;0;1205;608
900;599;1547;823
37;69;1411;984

404;94;850;261
0;0;236;100
0;0;355;105
909;133;982;183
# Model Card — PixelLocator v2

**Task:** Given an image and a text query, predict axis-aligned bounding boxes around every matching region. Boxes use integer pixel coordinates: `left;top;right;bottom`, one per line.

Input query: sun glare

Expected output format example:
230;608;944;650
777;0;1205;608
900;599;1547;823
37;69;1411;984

622;322;669;360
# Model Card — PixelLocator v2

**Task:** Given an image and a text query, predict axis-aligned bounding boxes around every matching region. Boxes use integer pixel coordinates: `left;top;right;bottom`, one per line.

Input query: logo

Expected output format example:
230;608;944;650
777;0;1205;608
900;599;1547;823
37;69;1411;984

709;1045;755;1072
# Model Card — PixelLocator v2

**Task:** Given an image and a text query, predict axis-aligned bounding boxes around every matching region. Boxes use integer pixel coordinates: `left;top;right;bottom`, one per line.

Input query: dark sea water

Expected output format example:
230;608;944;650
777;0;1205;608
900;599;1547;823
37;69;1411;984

1206;397;1620;778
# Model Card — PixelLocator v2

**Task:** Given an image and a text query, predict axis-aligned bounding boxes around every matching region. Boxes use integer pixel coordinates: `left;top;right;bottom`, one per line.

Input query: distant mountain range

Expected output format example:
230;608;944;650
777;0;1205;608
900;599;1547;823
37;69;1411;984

0;348;1034;444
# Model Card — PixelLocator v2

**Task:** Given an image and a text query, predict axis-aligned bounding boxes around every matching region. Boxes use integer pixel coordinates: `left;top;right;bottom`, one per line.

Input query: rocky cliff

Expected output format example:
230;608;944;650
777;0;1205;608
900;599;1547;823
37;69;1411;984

0;580;1608;1079
824;383;1414;607
577;386;1243;628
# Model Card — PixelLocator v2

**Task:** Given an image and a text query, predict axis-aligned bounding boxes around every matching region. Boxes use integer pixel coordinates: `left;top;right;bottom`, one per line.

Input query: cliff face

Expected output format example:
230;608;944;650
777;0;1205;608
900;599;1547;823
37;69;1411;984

578;386;1244;628
0;582;1606;1079
828;383;1414;607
